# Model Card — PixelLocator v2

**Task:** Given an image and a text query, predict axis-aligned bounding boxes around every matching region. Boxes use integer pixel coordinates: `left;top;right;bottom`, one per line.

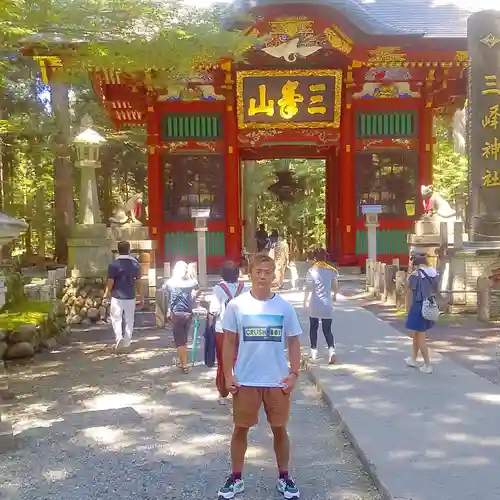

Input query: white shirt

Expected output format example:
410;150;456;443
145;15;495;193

222;291;302;387
209;282;247;332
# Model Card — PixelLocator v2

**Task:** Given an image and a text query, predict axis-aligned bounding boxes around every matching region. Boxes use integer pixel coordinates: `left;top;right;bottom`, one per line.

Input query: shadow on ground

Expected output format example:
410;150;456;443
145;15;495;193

0;318;380;500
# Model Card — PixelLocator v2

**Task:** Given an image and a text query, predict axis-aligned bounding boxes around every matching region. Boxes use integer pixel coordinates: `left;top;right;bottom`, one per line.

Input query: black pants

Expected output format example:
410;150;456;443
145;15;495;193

309;318;334;349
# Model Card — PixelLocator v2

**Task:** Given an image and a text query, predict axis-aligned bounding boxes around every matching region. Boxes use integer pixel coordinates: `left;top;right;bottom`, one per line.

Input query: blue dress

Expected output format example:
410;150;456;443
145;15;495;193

405;269;437;332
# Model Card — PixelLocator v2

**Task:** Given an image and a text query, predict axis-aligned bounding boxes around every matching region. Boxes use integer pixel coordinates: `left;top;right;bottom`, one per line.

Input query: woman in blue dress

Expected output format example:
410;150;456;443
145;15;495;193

405;251;438;374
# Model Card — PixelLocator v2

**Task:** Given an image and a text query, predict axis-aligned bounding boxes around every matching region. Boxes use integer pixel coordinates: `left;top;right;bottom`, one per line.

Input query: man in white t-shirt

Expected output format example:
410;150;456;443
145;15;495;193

217;253;302;500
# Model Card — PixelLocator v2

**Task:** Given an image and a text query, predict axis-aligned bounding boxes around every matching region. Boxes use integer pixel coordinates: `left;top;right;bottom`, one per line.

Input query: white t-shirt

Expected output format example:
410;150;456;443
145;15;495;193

209;281;247;332
221;291;302;388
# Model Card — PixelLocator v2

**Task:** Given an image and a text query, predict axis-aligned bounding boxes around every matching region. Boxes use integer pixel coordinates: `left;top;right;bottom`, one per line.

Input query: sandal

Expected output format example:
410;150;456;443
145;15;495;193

182;366;189;374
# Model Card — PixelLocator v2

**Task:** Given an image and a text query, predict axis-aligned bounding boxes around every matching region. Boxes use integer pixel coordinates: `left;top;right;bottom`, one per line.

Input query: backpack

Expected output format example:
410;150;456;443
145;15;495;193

418;269;440;322
218;282;244;307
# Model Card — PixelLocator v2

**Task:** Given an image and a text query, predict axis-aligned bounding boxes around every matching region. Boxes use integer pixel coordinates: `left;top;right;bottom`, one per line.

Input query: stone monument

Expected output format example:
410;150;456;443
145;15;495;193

67;115;112;277
0;212;27;450
63;116;113;325
468;11;500;241
436;11;500;314
107;193;156;301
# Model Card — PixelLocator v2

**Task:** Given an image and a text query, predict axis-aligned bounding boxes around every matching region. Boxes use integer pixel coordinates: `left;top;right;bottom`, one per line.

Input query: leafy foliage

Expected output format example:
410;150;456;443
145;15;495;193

433;117;468;204
244;159;326;259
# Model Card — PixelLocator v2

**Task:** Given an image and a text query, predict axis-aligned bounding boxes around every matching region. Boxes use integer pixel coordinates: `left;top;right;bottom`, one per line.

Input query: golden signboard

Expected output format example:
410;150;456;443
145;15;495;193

236;69;342;130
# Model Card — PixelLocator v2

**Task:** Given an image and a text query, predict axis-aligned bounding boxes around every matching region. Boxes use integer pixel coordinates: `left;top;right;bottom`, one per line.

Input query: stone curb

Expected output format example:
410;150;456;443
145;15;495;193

300;354;393;500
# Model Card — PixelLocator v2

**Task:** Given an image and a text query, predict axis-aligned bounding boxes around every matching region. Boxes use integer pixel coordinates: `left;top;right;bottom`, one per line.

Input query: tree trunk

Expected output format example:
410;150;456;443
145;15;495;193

242;160;257;253
51;82;74;263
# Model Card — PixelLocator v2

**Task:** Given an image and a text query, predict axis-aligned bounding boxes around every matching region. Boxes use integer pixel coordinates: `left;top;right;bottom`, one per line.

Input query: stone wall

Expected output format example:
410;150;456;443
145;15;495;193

61;277;108;325
0;301;70;364
444;250;500;314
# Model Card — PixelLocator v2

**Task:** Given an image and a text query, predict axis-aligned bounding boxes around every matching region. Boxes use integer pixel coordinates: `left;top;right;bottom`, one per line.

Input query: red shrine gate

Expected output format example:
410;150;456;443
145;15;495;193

87;1;467;270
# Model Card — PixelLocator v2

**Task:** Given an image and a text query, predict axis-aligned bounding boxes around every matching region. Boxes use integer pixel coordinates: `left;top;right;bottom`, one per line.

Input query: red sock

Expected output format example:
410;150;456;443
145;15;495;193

232;472;242;480
279;471;288;479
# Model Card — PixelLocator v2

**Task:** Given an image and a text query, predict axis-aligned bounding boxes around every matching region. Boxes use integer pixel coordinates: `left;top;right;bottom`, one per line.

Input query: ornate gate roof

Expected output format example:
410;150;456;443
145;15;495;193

222;0;496;38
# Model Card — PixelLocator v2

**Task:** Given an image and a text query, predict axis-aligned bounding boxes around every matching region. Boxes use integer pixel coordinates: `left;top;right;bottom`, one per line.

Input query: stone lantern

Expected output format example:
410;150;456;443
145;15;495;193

73;115;106;225
67;115;112;277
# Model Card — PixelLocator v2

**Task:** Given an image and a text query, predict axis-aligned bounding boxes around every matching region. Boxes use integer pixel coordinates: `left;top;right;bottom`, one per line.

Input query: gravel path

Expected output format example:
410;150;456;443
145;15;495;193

0;324;381;500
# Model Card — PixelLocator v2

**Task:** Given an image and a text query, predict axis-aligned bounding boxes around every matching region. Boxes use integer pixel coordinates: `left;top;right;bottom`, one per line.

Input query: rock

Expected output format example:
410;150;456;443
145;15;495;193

58;327;71;345
55;317;67;330
5;342;35;360
0;342;8;360
94;298;102;307
88;308;100;321
99;306;107;319
80;307;88;317
40;337;58;349
77;278;85;288
69;315;82;325
0;330;7;342
9;324;37;344
82;318;92;326
85;298;93;308
53;300;66;317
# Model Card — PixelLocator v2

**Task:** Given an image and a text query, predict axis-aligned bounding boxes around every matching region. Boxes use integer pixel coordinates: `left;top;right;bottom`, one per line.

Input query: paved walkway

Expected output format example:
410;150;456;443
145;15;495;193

281;290;500;500
0;321;380;500
342;282;500;387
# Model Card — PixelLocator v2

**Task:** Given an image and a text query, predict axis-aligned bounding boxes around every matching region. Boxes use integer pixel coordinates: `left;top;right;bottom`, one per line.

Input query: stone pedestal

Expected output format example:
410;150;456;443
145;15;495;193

0;362;13;452
68;224;112;277
444;243;500;314
108;225;157;300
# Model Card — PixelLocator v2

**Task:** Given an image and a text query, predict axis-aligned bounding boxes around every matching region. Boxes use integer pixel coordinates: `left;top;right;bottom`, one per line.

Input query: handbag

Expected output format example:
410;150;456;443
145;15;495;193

204;315;216;368
418;269;440;322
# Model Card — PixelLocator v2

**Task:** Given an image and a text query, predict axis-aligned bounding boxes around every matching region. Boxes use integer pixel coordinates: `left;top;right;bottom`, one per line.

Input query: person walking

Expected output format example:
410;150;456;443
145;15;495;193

104;240;142;350
255;224;268;253
303;248;339;364
209;261;246;405
265;230;289;289
164;261;198;374
405;251;438;374
217;253;302;500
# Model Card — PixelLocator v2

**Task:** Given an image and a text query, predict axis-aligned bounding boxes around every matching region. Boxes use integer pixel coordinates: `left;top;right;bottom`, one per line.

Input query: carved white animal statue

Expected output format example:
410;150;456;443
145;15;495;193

261;38;322;62
109;192;143;226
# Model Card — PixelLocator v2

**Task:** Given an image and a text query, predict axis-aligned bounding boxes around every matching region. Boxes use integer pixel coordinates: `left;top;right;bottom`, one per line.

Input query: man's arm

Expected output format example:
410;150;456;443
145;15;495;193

221;303;239;390
222;330;238;380
103;264;115;299
136;266;143;305
287;335;301;375
103;279;114;299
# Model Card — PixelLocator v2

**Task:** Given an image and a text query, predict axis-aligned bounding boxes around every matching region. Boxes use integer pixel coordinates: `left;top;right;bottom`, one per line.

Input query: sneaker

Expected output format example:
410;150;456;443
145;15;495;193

405;357;419;368
277;476;300;499
420;364;433;374
114;338;125;350
217;475;245;499
328;347;337;365
310;348;318;361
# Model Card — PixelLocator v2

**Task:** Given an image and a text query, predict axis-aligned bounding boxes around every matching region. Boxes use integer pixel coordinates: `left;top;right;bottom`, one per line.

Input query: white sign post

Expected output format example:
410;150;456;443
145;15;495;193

361;205;383;262
191;208;210;288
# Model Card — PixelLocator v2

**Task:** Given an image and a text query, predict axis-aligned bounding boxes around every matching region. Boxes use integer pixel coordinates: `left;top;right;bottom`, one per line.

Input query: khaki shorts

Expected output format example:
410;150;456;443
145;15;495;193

233;386;291;428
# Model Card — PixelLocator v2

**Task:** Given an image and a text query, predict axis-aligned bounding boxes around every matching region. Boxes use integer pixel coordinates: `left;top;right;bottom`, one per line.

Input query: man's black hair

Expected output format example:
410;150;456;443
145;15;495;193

117;240;131;255
220;261;239;283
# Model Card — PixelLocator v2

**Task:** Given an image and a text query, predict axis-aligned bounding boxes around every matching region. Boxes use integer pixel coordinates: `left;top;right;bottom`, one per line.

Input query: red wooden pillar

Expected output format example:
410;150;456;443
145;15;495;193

223;72;242;262
418;97;434;211
338;89;356;265
325;147;338;259
146;104;163;267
